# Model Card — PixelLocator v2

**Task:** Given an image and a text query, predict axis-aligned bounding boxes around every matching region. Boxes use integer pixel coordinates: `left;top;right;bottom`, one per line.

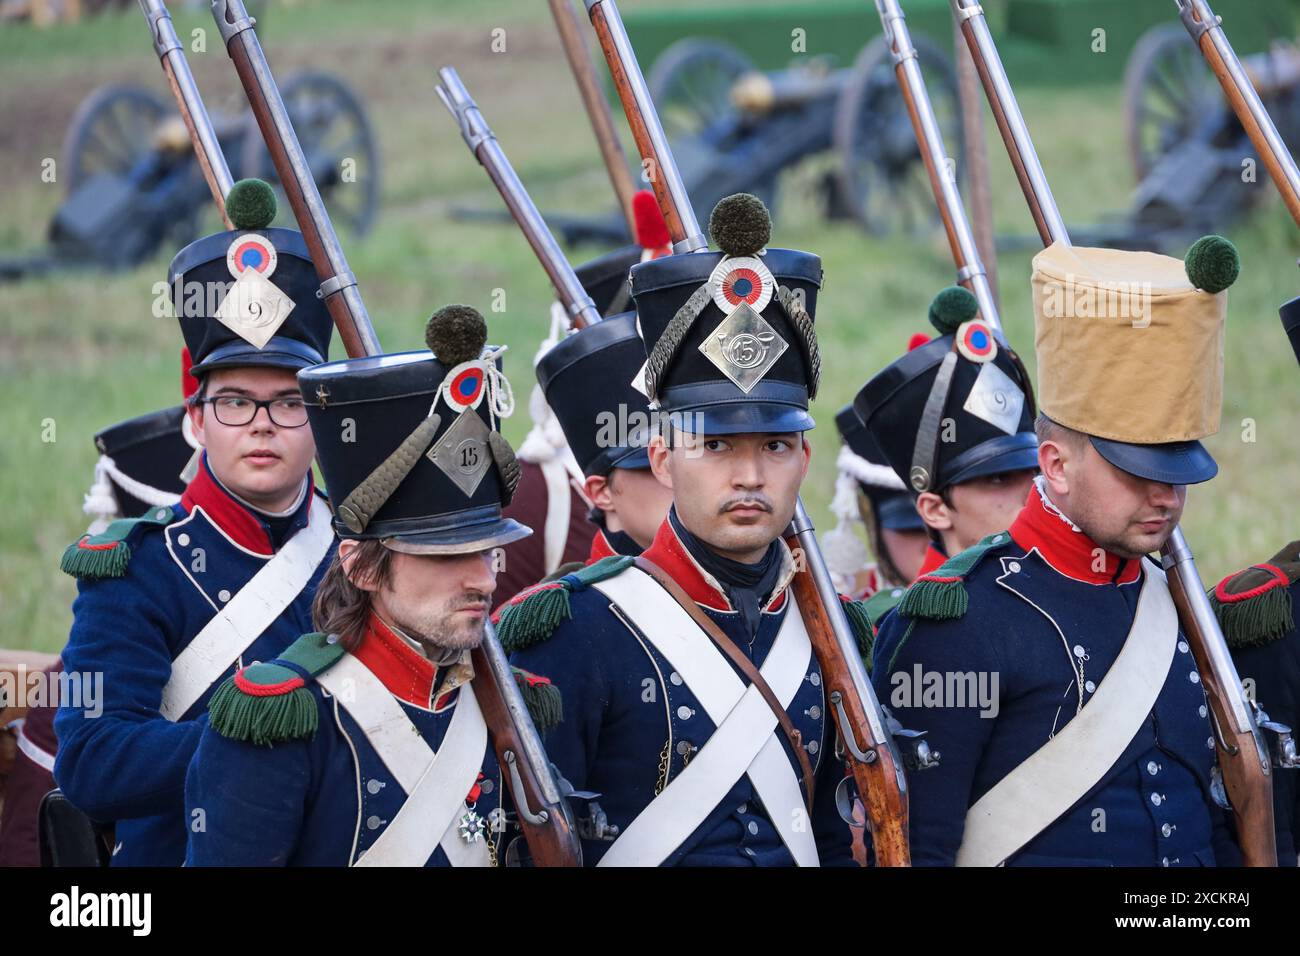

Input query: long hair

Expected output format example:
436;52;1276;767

311;539;396;651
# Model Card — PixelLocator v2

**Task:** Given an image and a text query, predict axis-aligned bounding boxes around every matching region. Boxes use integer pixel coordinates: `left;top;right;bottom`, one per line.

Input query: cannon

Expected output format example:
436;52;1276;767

1;70;379;281
1097;22;1300;249
646;33;964;236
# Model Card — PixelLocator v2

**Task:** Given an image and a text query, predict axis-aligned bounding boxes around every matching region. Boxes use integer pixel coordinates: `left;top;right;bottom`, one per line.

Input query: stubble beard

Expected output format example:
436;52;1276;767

385;589;490;654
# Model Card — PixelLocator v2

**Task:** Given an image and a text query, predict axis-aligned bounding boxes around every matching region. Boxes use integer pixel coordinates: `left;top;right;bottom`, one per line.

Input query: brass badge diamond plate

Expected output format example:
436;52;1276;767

427;409;492;497
698;302;787;394
962;361;1025;436
215;270;295;349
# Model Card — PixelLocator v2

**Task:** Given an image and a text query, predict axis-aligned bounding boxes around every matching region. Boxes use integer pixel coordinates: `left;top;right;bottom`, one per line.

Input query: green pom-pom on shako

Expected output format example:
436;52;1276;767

225;178;277;231
928;285;979;336
709;192;771;258
426;304;488;367
1184;234;1240;293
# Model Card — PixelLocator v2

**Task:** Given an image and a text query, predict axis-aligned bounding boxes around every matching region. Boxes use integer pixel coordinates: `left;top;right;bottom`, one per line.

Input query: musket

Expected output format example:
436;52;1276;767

548;0;638;237
208;0;581;867
585;0;918;866
139;0;234;229
872;0;1001;334
436;68;601;332
950;0;1277;866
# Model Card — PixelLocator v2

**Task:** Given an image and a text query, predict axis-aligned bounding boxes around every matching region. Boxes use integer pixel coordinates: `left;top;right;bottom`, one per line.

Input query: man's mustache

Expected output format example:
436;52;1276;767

449;591;492;613
719;495;774;515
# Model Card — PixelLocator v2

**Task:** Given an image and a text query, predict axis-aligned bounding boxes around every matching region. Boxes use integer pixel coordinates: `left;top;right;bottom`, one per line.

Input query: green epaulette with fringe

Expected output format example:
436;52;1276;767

898;531;1012;622
207;632;345;747
838;595;876;667
1209;541;1300;650
495;555;635;653
511;666;563;733
59;506;178;580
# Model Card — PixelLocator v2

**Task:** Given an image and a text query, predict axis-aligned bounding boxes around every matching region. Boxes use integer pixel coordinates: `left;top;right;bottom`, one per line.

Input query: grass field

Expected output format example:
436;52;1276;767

2;0;1298;654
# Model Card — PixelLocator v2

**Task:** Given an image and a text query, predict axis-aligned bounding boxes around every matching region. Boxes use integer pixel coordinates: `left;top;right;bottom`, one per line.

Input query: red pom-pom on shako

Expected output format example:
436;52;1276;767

633;189;671;251
907;333;931;352
181;347;200;399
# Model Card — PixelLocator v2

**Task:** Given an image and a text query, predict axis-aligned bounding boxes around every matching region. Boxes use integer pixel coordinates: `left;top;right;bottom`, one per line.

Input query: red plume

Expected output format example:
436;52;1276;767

632;189;671;252
181;347;200;400
907;333;932;352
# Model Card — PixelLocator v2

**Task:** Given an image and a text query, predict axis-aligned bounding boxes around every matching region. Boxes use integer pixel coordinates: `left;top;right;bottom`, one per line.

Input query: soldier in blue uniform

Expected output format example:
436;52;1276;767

501;195;867;866
185;305;558;867
53;180;337;866
537;311;673;565
849;288;1039;624
870;237;1245;866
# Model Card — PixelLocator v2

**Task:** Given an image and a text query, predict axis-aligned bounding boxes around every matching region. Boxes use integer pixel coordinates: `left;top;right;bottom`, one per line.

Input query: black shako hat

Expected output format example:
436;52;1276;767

834;405;923;532
299;305;531;555
536;312;654;477
853;286;1039;495
92;406;193;518
169;179;333;377
628;193;822;435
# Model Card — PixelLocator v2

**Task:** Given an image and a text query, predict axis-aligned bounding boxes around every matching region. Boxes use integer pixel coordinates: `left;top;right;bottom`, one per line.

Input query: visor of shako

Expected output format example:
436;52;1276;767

625;193;821;435
1282;294;1300;369
93;406;192;518
853;290;1038;495
168;225;333;375
575;245;644;318
299;342;529;552
537;312;653;477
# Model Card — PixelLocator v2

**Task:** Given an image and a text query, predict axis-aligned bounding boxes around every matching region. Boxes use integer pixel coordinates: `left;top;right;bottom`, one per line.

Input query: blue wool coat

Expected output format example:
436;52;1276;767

185;618;509;866
54;457;333;866
871;487;1239;867
504;519;859;866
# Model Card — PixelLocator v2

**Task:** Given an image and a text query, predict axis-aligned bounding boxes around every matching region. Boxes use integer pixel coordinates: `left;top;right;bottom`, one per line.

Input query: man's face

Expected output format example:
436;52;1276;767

1052;441;1185;560
880;526;930;582
188;366;316;512
942;469;1037;552
586;466;675;549
366;548;498;653
649;430;809;563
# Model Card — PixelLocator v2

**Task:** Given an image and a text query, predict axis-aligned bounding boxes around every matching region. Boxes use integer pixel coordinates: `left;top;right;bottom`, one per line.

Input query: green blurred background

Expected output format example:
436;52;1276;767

1;0;1298;653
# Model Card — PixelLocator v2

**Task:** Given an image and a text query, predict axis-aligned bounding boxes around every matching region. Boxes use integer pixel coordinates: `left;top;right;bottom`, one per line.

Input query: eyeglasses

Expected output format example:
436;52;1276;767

203;396;310;428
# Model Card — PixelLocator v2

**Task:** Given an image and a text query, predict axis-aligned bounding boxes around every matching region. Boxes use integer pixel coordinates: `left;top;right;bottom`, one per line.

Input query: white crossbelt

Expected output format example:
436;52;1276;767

160;495;334;721
538;456;572;574
592;568;819;867
318;654;491;867
956;562;1180;866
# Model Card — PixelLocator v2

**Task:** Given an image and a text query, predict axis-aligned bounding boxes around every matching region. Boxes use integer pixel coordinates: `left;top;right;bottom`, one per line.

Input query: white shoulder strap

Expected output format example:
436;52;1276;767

956;562;1180;866
318;654;491;867
161;495;333;721
592;568;819;867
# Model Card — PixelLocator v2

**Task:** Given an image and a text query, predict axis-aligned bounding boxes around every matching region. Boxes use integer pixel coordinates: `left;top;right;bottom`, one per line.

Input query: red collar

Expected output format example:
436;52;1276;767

1008;484;1141;585
916;544;948;579
587;529;616;564
351;614;460;709
180;454;312;556
639;518;788;612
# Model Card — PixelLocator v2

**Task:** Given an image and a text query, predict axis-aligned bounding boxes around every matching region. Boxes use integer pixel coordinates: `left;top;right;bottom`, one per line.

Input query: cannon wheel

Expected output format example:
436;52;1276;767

834;33;963;237
240;70;380;236
1124;23;1222;182
648;38;757;143
61;84;170;193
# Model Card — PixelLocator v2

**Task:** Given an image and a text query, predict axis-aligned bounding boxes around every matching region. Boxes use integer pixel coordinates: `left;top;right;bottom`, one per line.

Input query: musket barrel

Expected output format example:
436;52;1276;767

436;68;601;330
211;0;381;359
875;0;1001;336
585;0;707;253
140;0;234;227
950;0;1068;246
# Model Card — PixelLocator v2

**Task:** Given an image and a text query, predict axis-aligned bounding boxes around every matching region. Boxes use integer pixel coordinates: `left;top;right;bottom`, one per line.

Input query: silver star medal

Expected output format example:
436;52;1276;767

427;409;492;496
963;361;1025;435
215;235;294;349
459;808;487;843
699;302;788;393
